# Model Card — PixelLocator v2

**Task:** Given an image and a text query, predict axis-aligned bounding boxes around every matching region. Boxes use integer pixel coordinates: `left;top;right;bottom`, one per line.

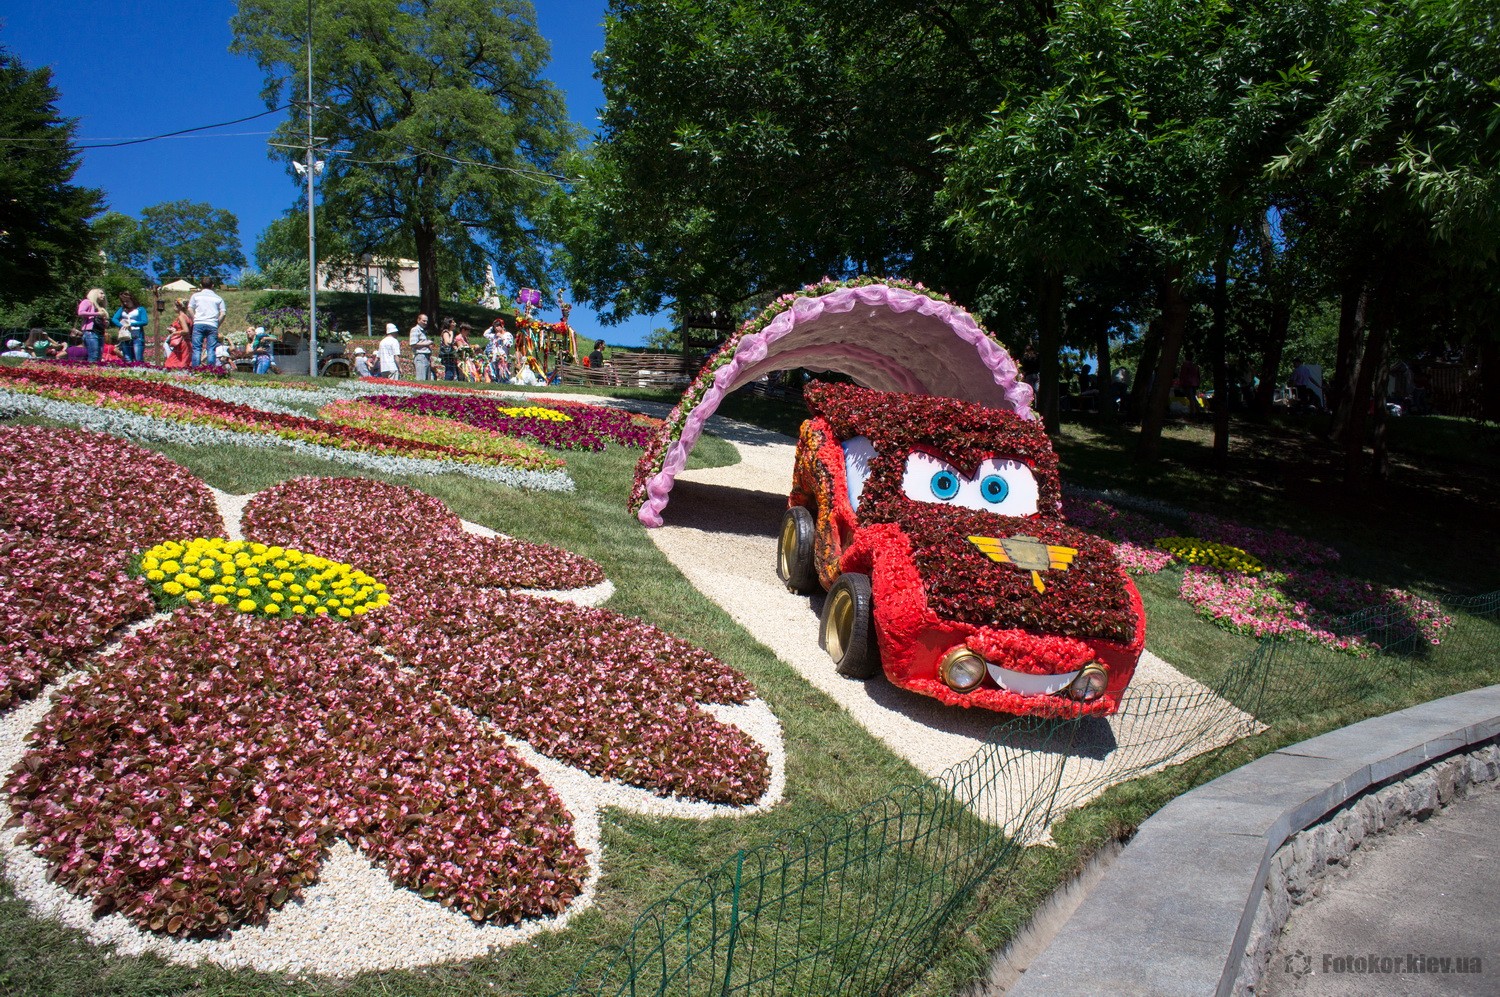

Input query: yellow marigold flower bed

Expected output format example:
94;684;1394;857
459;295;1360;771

1154;536;1265;575
496;405;572;422
135;538;390;619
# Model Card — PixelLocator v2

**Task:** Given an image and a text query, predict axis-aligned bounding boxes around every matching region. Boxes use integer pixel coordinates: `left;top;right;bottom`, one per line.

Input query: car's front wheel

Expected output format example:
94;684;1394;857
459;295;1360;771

777;505;818;593
820;572;879;679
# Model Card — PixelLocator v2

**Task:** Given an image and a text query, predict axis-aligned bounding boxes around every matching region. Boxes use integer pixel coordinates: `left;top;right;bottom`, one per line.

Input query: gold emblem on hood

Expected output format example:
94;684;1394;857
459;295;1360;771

968;534;1077;594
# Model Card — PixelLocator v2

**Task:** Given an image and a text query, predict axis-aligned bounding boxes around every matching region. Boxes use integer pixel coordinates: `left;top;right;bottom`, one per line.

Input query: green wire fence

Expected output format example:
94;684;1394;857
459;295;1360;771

552;589;1500;996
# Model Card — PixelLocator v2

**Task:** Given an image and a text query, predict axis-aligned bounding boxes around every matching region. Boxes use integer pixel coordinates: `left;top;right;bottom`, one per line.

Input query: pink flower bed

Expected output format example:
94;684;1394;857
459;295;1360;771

1062;497;1174;575
1185;511;1340;567
0;426;225;708
365;393;654;451
239;476;604;594
1179;566;1450;653
6;608;586;936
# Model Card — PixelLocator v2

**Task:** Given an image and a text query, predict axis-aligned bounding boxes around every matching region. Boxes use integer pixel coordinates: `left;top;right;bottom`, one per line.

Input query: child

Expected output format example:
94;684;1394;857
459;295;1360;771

353;347;372;377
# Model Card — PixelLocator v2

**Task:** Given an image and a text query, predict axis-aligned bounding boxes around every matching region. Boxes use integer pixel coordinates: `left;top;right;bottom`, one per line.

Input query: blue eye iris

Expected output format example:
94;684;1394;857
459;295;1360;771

929;471;960;500
980;474;1009;504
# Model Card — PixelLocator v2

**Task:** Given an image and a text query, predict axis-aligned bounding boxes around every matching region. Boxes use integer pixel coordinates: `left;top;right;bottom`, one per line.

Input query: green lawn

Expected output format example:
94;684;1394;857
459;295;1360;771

0;389;1496;996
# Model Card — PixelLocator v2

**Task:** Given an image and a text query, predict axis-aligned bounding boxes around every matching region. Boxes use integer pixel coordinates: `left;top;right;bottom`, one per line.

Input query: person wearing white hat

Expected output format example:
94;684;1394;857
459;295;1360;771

353;347;372;378
377;323;402;379
2;339;30;358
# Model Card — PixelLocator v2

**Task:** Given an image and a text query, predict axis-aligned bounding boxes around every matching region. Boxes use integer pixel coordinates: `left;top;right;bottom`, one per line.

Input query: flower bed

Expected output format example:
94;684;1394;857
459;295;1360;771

239;477;604;594
1179;566;1451;653
136;538;390;619
0;365;534;470
366;393;653;451
1063;496;1174;575
316;399;563;472
6;608;587;936
1155;536;1265;575
4;456;773;948
1185;511;1340;567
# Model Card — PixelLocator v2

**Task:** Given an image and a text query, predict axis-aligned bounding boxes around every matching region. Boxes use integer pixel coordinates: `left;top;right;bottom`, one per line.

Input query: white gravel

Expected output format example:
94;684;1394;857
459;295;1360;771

0;481;785;975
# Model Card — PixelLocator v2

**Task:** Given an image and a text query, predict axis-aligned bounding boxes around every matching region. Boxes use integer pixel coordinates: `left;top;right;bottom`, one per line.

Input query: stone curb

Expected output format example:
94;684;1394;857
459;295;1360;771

1007;683;1500;997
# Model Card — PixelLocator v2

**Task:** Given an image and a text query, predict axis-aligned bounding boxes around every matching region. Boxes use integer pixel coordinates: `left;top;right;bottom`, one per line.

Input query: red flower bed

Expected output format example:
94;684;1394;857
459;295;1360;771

6;608;586;936
0;424;224;558
0;426;224;709
0;530;156;710
374;586;769;804
239;477;604;594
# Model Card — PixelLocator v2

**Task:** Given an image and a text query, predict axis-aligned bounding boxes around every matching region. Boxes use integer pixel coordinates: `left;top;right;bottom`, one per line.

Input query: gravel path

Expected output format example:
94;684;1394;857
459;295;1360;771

647;418;1255;833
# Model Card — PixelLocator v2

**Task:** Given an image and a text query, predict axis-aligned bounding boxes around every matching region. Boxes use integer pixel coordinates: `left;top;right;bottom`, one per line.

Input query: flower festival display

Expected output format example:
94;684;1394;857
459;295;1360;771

776;381;1144;719
365;392;654;451
0;431;777;969
631;277;1036;526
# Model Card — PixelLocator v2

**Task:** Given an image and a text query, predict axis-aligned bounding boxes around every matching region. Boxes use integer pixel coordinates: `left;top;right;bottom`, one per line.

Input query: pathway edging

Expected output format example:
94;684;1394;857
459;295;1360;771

1006;683;1500;997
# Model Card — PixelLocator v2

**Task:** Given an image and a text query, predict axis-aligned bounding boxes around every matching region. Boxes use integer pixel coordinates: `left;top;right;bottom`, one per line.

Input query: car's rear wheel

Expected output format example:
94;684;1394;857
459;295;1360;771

777;505;818;593
821;572;879;679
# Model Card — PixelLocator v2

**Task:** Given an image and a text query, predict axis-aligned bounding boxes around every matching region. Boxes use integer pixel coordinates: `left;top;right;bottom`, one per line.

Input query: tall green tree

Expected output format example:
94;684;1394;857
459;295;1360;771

0;48;104;309
551;0;1034;324
232;0;578;323
139;199;247;283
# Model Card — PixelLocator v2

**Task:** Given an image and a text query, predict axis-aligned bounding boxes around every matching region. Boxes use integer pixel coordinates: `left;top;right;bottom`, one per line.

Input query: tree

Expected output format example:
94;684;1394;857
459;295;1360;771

139;199;246;283
0;47;104;309
91;211;149;275
232;0;578;323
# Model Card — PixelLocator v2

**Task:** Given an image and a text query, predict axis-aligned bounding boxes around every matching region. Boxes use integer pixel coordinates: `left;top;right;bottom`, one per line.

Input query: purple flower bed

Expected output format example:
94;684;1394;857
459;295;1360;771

365;393;653;451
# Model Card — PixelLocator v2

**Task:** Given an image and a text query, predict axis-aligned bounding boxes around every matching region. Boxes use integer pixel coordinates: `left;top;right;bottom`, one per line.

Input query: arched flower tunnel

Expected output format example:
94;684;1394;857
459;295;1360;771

629;279;1035;527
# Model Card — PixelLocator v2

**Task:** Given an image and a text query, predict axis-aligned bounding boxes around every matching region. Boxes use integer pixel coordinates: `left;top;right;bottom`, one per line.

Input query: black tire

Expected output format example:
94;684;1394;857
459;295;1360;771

320;358;352;379
776;506;819;593
820;572;880;679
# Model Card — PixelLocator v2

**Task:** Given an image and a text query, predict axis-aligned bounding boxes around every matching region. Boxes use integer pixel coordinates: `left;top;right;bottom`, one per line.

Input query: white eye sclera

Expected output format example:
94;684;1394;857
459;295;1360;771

901;452;1039;516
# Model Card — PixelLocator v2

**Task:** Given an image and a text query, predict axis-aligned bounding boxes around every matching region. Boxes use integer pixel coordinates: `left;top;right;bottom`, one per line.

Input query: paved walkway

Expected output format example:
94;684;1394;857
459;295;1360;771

1262;786;1499;996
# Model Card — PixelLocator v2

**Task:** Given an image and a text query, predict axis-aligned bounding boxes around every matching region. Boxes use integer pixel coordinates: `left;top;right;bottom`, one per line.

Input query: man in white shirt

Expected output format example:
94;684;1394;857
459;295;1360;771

187;279;226;367
377;323;402;378
408;313;433;380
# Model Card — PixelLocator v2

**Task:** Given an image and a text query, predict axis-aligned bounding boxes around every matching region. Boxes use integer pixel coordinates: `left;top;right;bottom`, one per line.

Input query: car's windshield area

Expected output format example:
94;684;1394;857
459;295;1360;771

900;451;1039;517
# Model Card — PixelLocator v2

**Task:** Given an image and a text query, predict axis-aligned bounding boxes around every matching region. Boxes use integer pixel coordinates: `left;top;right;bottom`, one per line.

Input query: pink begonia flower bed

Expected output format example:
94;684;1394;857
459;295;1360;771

1062;497;1174;574
1186;511;1341;567
1;428;770;941
1179;566;1451;653
365;393;653;451
0;426;226;708
239;476;604;594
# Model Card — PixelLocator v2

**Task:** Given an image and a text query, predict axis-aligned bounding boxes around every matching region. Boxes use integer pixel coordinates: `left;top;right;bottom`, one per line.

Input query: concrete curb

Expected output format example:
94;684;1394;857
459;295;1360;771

1007;684;1500;997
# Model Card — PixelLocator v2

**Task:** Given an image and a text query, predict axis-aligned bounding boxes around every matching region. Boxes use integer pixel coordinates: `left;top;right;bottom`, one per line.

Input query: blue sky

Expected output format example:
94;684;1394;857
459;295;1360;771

0;1;670;347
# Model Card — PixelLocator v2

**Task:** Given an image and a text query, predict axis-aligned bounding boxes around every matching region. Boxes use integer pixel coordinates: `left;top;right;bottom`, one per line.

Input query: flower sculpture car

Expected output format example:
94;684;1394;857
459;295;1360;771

777;383;1145;717
0;427;772;957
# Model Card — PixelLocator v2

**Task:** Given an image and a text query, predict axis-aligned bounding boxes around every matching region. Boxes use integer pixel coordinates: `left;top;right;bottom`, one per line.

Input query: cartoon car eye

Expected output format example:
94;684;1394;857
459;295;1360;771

841;436;877;512
901;453;1039;516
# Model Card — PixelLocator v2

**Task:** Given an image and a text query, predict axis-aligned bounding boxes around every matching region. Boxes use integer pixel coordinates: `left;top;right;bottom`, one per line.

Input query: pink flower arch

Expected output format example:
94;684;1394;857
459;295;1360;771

632;282;1034;527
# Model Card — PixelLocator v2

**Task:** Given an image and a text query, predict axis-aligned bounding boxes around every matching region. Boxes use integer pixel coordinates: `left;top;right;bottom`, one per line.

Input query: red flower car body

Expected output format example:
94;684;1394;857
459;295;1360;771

778;383;1145;718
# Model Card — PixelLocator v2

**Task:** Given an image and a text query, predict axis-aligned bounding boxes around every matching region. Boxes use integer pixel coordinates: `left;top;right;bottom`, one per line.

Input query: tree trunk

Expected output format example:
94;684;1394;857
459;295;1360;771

1368;321;1392;481
416;222;440;328
1328;274;1362;419
1128;315;1163;423
1211;243;1231;468
1036;267;1064;434
1252;213;1290;419
1342;288;1386;486
1137;263;1190;462
1331;279;1371;445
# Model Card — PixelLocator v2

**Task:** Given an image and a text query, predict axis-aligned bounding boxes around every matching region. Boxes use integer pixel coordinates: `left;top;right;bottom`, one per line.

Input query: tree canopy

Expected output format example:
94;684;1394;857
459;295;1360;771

139;199;247;284
0;47;104;310
231;0;579;322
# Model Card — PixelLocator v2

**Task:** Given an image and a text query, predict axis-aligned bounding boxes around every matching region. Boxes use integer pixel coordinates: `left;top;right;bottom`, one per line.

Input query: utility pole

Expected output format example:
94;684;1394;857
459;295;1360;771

305;0;318;377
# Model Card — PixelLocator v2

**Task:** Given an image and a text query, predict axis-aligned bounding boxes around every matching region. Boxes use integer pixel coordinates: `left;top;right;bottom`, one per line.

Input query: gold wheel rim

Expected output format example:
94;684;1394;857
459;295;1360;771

778;515;798;580
826;586;854;662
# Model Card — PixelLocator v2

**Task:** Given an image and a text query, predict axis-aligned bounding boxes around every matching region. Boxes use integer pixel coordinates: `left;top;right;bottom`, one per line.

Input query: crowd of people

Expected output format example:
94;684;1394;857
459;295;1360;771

351;312;607;386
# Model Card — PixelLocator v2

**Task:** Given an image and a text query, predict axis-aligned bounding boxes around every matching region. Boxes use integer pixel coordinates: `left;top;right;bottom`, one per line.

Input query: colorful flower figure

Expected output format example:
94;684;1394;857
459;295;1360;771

0;428;776;960
777;383;1145;718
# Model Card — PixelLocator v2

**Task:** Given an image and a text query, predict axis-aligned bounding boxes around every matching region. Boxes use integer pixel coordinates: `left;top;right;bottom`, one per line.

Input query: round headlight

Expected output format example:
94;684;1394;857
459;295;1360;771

1067;663;1109;701
939;647;987;693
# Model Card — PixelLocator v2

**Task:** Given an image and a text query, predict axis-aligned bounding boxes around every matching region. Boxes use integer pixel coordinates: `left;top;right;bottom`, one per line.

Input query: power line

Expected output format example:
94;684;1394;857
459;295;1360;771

0;107;290;149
